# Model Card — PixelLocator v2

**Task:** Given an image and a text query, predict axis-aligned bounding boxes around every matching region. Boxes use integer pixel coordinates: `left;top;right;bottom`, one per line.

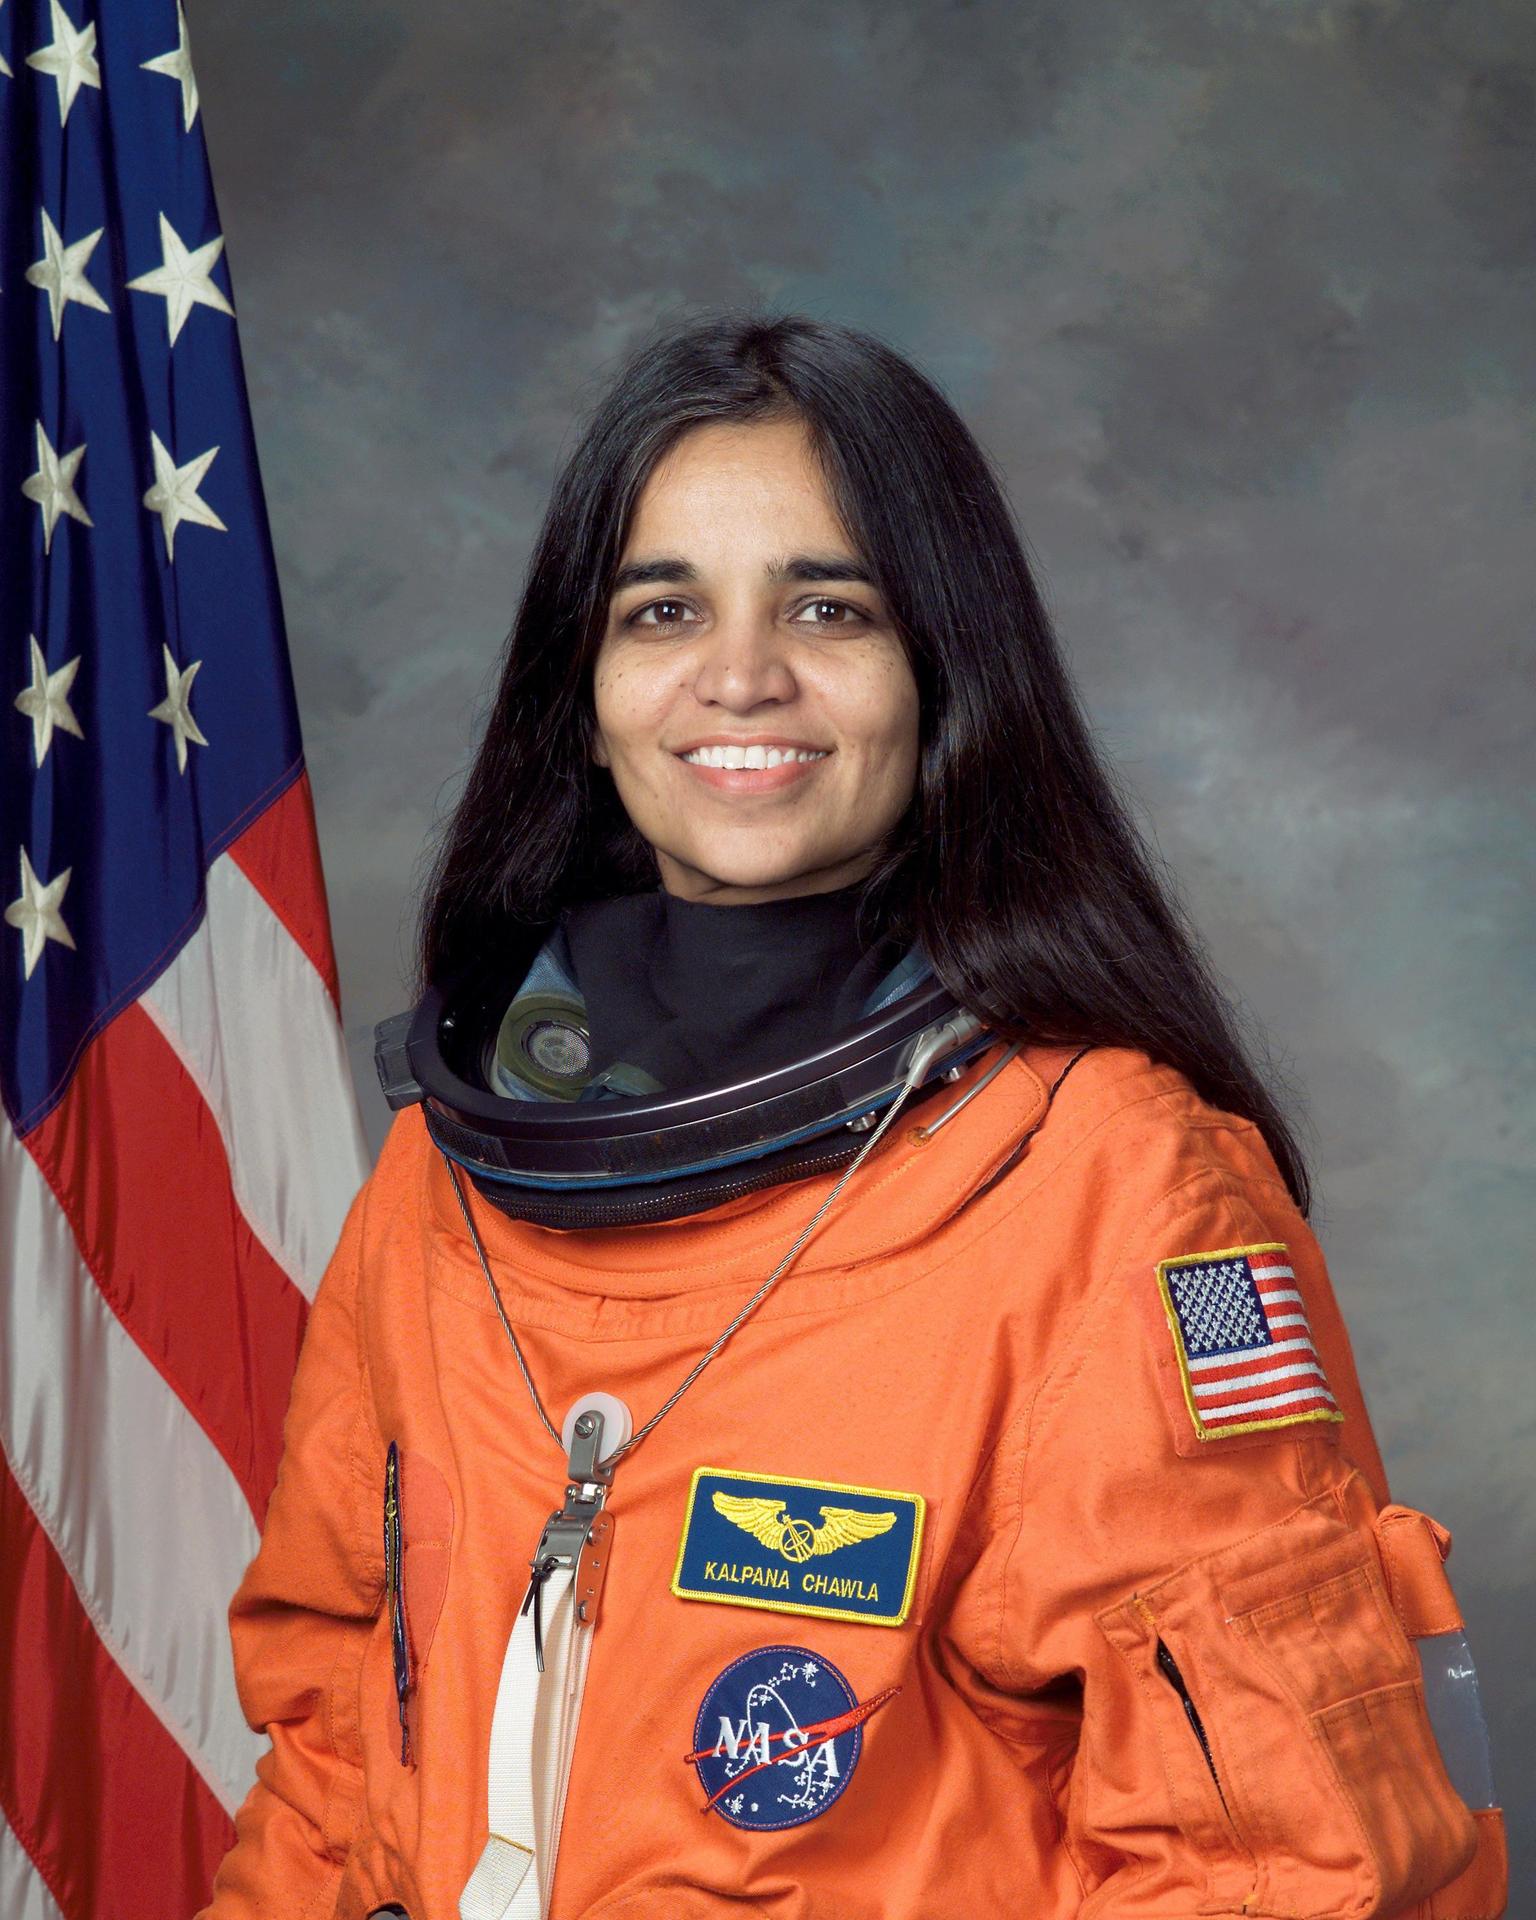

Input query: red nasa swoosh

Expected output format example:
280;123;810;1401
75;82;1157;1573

685;1683;902;1812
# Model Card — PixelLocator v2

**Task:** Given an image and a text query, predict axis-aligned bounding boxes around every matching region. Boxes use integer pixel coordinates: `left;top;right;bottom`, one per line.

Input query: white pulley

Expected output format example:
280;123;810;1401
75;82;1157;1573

559;1392;632;1465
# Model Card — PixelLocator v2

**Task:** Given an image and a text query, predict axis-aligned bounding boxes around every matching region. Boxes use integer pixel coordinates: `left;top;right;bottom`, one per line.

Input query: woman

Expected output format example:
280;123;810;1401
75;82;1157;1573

201;313;1505;1919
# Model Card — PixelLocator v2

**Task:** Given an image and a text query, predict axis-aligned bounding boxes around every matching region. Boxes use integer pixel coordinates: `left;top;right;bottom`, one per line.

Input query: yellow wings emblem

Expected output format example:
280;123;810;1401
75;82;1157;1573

711;1492;897;1564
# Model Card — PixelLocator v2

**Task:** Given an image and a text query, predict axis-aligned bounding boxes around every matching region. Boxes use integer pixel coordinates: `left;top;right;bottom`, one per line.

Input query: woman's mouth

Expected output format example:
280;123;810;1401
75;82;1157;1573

681;743;828;770
673;740;832;791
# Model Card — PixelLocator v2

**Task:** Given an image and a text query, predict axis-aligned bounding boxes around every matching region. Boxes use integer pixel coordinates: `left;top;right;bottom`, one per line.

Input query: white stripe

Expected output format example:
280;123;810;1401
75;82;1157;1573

1205;1383;1339;1421
1194;1358;1327;1399
1267;1312;1310;1331
139;854;368;1300
1249;1264;1296;1280
1256;1286;1304;1305
0;1815;67;1920
1187;1333;1318;1373
0;1130;265;1814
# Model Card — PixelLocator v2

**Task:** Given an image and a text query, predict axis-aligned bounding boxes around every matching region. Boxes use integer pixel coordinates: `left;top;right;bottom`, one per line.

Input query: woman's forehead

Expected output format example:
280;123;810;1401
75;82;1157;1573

619;419;847;551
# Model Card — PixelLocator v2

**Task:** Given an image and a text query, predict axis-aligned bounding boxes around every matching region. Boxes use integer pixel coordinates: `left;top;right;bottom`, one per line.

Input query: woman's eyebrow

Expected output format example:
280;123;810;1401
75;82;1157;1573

609;552;876;593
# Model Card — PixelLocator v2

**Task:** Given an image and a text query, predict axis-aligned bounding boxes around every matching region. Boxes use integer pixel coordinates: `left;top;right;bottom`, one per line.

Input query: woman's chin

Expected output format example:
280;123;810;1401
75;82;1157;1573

657;845;872;903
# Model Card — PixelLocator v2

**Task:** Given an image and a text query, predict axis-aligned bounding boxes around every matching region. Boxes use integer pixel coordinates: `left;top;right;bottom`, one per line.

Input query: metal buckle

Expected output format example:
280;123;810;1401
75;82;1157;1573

519;1408;613;1672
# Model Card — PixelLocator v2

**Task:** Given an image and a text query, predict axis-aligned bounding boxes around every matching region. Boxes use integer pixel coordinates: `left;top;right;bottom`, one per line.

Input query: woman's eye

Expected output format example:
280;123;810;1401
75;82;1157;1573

793;599;864;627
628;599;694;629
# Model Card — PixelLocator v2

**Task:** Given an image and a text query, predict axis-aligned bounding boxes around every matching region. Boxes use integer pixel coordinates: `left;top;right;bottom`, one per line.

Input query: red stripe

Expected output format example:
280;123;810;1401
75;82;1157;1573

692;1685;904;1810
1198;1359;1320;1390
1202;1391;1336;1421
1195;1365;1325;1398
0;1452;235;1919
1192;1338;1322;1387
23;1006;308;1525
1204;1390;1338;1428
1198;1377;1332;1409
226;770;342;1007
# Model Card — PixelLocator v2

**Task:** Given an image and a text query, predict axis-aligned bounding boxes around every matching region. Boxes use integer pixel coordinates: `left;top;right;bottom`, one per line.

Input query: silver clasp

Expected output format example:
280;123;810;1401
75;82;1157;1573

521;1409;612;1671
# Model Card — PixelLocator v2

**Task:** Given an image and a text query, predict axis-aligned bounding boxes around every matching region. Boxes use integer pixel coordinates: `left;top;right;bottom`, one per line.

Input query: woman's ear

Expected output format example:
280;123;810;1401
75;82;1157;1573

591;732;610;770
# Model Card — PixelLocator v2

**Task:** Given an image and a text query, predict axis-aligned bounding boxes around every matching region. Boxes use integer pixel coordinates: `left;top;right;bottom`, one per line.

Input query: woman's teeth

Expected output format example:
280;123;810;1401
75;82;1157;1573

680;745;830;770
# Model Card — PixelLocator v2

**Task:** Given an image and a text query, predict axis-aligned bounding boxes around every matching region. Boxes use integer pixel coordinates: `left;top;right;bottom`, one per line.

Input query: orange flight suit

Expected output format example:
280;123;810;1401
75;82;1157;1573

199;1040;1509;1919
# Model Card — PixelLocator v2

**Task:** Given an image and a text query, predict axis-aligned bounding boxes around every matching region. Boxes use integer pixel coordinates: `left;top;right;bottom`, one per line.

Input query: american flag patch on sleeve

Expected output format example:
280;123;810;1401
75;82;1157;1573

1155;1241;1344;1442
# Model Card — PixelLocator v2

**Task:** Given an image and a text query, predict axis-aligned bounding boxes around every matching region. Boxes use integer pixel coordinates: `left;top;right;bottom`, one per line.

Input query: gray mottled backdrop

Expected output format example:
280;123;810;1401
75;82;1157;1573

196;0;1534;1892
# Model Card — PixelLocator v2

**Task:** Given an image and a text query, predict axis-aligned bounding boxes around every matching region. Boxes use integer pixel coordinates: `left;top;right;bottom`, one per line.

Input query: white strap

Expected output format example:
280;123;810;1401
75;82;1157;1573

459;1564;591;1920
543;1588;596;1890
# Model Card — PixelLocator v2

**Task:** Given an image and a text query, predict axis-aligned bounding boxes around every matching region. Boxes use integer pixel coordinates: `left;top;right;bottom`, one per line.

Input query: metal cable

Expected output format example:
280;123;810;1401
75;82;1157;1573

445;1157;565;1451
442;1057;928;1473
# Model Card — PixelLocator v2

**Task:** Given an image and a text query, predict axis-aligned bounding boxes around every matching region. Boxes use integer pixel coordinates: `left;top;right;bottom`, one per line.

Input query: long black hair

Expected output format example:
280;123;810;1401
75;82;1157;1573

420;309;1313;1213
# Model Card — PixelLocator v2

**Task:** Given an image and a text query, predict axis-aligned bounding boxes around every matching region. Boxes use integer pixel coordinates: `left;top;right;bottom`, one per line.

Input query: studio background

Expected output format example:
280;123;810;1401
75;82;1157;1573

194;0;1535;1893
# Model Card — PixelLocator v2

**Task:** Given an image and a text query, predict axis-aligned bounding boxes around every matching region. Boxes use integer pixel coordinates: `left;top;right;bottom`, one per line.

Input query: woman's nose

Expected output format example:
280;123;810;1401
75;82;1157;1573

689;618;798;710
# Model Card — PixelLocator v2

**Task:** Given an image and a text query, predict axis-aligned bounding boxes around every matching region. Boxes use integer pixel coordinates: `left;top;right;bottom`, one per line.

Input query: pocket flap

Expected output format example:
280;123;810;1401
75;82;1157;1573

399;1448;453;1672
1374;1504;1463;1639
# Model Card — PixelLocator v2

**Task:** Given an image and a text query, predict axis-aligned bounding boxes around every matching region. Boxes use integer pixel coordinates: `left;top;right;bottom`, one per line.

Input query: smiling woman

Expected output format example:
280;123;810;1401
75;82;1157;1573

412;313;1315;1215
200;312;1506;1920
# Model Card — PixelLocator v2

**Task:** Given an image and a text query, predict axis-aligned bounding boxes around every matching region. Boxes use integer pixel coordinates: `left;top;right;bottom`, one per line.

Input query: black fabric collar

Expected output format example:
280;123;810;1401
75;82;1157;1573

560;885;907;1095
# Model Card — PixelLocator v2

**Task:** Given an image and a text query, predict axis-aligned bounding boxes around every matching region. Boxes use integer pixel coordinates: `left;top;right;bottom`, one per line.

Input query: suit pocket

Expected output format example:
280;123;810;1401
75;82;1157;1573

1218;1509;1479;1916
1098;1487;1480;1920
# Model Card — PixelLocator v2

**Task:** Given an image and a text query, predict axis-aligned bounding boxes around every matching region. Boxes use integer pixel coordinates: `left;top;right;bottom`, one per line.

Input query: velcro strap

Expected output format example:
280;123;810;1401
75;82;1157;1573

1373;1503;1463;1638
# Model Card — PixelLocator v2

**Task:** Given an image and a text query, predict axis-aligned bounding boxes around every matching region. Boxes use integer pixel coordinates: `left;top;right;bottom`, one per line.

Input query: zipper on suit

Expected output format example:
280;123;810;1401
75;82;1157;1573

384;1441;412;1765
1154;1637;1229;1813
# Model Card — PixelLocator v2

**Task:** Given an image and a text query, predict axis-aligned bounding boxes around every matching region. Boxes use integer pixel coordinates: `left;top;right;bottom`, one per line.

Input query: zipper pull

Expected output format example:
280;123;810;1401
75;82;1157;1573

1155;1636;1225;1808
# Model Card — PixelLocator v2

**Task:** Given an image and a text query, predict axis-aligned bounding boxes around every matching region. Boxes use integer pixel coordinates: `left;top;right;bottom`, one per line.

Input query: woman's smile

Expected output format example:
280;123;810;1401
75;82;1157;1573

672;735;833;793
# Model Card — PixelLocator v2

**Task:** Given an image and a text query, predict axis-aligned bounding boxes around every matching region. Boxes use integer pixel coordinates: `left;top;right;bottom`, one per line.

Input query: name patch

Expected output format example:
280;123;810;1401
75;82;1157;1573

672;1466;925;1627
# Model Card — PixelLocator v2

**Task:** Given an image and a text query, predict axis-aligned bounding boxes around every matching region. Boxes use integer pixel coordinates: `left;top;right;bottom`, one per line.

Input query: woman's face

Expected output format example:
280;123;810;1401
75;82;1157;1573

591;417;920;904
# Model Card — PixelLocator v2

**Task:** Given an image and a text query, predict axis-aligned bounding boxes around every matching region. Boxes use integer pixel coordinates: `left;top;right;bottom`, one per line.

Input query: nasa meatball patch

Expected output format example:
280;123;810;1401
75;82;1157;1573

688;1645;892;1828
1155;1240;1345;1442
671;1467;925;1626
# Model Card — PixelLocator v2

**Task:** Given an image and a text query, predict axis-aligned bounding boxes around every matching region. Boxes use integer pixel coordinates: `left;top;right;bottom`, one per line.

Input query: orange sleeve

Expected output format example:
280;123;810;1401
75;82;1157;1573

196;1174;385;1918
992;1165;1506;1920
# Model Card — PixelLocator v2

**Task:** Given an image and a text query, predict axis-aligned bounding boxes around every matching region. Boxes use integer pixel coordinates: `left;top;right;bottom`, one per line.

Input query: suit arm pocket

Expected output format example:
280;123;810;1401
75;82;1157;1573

1096;1490;1481;1920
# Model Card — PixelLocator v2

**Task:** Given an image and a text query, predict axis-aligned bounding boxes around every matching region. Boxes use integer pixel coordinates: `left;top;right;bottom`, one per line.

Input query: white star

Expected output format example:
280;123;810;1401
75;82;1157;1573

143;429;227;562
127;212;233;346
140;1;197;130
1;0;13;79
26;208;110;341
6;848;76;980
22;421;93;554
147;644;208;773
14;636;84;767
25;0;100;126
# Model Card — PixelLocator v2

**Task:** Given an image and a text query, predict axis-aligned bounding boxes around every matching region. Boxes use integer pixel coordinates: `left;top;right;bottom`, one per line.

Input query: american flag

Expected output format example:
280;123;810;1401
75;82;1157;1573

1;4;369;1915
1158;1242;1344;1441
